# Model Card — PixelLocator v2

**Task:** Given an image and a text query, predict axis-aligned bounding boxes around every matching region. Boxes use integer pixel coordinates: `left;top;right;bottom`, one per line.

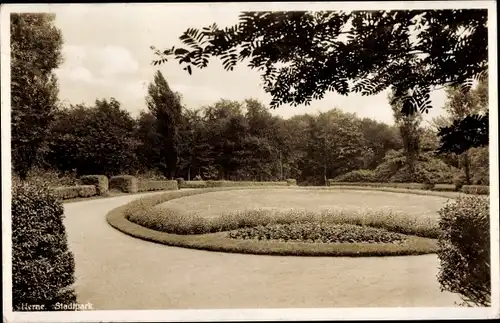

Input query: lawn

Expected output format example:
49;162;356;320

156;188;452;220
107;187;455;256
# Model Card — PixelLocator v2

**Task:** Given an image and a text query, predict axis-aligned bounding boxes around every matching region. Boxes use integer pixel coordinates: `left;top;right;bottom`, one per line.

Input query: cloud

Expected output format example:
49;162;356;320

57;44;139;84
91;45;139;77
63;66;93;83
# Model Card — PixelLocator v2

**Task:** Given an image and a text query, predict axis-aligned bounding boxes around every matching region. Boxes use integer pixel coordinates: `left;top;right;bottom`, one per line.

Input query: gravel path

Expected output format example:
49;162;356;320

63;192;461;310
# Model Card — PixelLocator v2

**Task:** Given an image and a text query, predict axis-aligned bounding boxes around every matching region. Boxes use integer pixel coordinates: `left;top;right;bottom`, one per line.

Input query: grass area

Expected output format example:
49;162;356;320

108;203;437;257
128;206;441;239
107;187;447;256
158;188;453;220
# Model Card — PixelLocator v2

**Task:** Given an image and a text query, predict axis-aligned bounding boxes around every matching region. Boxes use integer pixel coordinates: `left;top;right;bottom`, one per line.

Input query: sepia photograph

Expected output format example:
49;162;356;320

1;1;498;322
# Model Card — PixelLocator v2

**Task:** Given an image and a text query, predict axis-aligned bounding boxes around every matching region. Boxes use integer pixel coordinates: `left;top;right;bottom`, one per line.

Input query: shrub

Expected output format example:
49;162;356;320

433;184;458;192
109;175;138;193
469;147;489;185
25;167;78;187
78;175;108;195
437;196;490;306
138;180;178;192
76;185;97;197
51;185;97;200
176;177;185;187
179;181;208;189
453;172;467;189
373;150;459;184
461;185;489;195
286;179;297;186
52;186;79;200
12;181;77;311
332;169;376;183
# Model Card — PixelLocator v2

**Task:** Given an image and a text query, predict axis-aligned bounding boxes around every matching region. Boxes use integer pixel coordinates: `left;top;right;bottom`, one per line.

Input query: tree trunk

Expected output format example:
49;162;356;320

323;164;327;186
188;166;191;181
462;151;471;185
279;150;283;181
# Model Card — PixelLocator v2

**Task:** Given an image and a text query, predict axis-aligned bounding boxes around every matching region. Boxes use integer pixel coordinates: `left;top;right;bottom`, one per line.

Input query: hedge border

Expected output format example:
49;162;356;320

138;180;178;192
109;175;138;193
106;187;442;257
52;185;97;200
327;181;489;196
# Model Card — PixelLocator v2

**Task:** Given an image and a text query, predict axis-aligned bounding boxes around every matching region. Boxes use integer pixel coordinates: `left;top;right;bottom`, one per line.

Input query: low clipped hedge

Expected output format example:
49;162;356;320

206;180;289;188
437;196;490;306
52;185;97;200
12;181;77;311
138;180;178;192
460;185;489;195
433;184;458;192
78;175;108;195
110;175;138;193
327;181;433;190
179;181;209;189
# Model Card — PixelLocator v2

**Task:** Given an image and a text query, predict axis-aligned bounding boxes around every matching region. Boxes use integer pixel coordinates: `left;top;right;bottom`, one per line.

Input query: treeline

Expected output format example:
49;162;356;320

15;70;488;186
10;11;488;186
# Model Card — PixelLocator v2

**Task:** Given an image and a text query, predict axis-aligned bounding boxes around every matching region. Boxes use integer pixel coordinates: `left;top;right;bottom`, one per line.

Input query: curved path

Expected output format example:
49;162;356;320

63;191;461;310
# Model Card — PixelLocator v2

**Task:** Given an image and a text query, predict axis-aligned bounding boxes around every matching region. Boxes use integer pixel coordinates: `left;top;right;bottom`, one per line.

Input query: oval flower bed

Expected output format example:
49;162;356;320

228;222;407;244
107;187;446;257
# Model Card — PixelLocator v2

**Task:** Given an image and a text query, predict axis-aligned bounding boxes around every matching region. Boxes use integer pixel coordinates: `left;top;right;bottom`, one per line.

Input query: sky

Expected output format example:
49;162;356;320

20;3;453;125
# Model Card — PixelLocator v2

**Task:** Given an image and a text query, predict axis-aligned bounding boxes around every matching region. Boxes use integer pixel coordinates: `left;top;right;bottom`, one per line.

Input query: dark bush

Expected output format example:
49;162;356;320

286;179;297;186
109;175;138;193
12;181;77;311
78;175;108;195
461;185;489;195
437;196;490;306
175;177;185;187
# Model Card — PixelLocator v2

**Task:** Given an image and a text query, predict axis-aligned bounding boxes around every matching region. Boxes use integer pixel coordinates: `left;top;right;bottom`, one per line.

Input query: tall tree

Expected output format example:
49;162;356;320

358;118;402;169
177;108;212;180
152;10;487;116
47;98;139;176
306;110;365;185
202;100;248;180
146;71;183;179
389;90;423;182
11;13;63;179
135;111;162;172
436;78;489;184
